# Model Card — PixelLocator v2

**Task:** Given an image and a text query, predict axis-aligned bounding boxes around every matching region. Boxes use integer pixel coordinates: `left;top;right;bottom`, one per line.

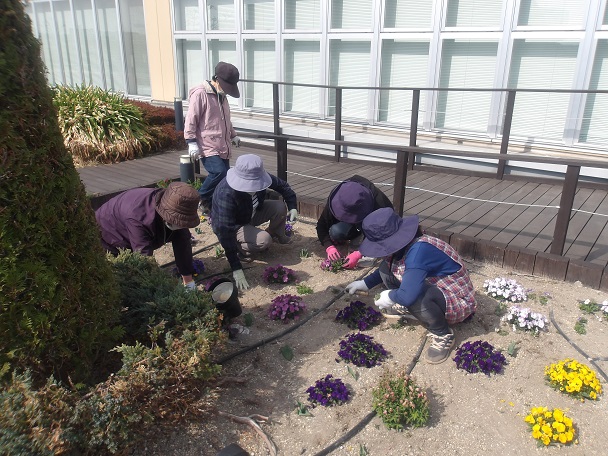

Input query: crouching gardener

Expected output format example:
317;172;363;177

345;208;476;364
95;182;201;290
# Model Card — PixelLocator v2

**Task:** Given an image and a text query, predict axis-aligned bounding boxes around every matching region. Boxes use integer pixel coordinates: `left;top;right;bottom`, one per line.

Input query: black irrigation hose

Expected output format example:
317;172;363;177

312;333;427;456
549;309;608;383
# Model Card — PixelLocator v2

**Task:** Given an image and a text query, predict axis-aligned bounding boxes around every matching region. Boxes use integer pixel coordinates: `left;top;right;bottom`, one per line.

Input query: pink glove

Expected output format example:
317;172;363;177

343;251;363;269
326;245;340;261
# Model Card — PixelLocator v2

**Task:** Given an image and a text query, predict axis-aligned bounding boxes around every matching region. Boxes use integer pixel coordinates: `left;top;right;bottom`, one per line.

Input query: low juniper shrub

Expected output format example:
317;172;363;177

335;301;383;331
306;374;350;407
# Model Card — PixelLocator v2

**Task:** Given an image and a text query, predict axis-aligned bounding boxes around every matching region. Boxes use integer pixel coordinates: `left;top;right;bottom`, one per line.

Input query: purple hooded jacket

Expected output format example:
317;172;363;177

95;187;194;276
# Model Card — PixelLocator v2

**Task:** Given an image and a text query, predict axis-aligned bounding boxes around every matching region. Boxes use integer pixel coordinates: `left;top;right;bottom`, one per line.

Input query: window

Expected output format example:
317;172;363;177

508;39;579;140
176;39;203;99
173;0;200;31
96;0;125;92
284;40;320;114
34;1;62;85
120;0;150;96
243;39;276;109
244;0;275;31
384;0;432;29
518;0;584;28
73;0;103;87
436;40;498;133
379;40;429;125
331;0;372;30
329;40;371;119
208;39;239;107
54;1;80;85
285;0;320;30
207;0;235;31
579;40;608;144
445;0;503;28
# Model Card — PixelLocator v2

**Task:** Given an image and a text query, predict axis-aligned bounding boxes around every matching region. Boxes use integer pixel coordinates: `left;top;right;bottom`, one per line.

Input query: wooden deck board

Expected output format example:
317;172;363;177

77;147;608;269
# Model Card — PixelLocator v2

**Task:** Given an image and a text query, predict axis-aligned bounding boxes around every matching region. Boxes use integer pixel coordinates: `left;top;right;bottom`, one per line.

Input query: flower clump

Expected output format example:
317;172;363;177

306;375;350;407
578;298;608;316
483;277;528;303
372;368;430;430
320;258;346;273
524;407;575;446
545;358;603;401
501;305;548;335
263;264;297;284
285;219;294;237
337;333;388;368
268;294;306;322
172;258;204;278
335;301;383;331
453;340;507;375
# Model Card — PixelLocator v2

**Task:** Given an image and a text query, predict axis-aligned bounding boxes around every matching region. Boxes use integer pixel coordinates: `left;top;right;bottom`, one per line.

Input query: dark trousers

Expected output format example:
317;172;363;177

378;260;450;336
329;221;361;244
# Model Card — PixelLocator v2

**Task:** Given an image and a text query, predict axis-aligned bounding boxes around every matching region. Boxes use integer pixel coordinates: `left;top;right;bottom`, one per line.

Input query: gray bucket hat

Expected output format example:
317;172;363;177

359;208;419;258
329;181;374;224
156;182;200;228
226;154;272;192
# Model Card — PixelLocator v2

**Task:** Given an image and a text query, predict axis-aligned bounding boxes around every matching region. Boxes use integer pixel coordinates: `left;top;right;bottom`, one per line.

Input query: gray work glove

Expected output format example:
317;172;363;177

231;136;242;147
233;269;249;291
288;209;298;222
188;142;200;160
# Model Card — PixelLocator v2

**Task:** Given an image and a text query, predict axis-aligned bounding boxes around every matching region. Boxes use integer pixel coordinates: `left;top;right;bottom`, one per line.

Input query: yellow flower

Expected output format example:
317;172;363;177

564;417;573;428
542;424;552;435
532;429;542;439
524;415;535;424
553;409;563;422
541;435;551;446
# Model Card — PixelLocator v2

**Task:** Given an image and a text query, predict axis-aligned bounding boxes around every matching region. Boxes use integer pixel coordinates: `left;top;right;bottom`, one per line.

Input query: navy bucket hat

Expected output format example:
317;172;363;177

359;208;419;258
329;181;374;224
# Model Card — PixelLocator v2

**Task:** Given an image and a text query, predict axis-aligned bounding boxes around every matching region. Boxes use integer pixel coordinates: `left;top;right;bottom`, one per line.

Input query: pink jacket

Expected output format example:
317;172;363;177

184;80;237;159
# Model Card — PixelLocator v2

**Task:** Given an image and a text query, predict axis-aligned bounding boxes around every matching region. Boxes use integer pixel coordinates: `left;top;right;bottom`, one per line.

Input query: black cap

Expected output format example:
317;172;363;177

214;62;240;98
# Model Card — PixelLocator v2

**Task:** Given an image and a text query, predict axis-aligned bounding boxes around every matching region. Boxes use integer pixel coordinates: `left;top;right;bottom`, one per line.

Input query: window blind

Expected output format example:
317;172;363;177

35;2;62;85
384;0;433;29
97;0;125;92
244;39;276;109
378;39;429;125
177;39;203;99
207;39;239;107
436;40;498;133
73;0;103;88
174;0;200;31
207;0;235;31
329;40;371;119
331;0;372;30
579;40;608;144
244;0;275;31
120;0;151;96
518;0;585;28
54;1;80;85
508;39;579;141
445;0;503;28
285;0;320;30
284;40;320;113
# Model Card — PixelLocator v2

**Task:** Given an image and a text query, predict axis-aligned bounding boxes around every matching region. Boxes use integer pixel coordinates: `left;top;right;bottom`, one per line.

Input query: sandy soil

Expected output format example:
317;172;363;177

142;216;608;456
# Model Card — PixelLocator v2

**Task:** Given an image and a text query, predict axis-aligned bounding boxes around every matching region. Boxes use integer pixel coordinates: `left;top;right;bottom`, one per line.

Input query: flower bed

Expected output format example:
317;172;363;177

545;358;603;400
335;301;383;331
337;333;388;368
263;264;297;284
306;375;350;407
524;407;575;446
268;294;306;322
453;340;507;375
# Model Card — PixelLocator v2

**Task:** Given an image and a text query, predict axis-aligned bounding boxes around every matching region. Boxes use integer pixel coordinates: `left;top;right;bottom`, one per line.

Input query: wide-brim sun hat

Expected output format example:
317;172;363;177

329;181;374;224
359;208;419;258
156;182;201;228
226;154;272;192
215;61;240;98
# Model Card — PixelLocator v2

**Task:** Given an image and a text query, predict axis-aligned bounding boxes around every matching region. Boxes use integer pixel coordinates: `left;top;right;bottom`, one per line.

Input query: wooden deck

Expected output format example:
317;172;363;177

78;146;608;290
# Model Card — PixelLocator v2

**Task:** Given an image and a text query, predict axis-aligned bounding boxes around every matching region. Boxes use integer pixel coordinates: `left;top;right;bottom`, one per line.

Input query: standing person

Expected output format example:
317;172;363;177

184;61;242;214
95;182;201;289
345;208;476;364
211;154;298;291
316;175;393;269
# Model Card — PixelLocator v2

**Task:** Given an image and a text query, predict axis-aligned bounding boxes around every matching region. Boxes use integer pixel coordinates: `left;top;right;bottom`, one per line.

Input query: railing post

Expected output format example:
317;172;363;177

408;89;420;170
174;97;184;132
551;165;580;256
273;82;287;178
497;90;516;179
334;88;342;162
393;149;409;217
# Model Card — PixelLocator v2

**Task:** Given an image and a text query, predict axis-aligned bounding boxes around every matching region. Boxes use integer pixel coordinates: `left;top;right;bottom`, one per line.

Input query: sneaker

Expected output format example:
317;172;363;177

237;248;254;263
425;328;455;364
381;304;418;321
274;234;293;245
357;256;375;268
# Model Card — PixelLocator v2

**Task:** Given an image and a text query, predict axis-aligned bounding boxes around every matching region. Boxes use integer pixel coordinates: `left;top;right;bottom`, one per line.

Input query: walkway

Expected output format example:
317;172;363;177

77;146;608;291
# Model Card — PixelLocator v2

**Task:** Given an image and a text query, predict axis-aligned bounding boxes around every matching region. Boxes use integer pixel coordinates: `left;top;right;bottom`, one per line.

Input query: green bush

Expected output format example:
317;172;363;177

0;251;226;455
53;84;152;165
0;0;122;383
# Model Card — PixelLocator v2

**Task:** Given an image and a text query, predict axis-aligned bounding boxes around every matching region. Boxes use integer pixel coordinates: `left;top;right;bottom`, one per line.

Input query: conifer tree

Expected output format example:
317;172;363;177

0;0;121;382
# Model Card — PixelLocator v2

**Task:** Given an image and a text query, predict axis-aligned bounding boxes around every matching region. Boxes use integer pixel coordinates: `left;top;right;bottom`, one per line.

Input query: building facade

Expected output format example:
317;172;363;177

26;0;608;156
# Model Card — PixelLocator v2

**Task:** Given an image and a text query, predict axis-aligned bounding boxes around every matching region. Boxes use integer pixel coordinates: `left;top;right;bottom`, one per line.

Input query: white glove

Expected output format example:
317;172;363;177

345;280;368;295
288;209;298;222
233;269;249;291
374;289;396;310
188;142;200;160
184;281;197;291
231;136;241;147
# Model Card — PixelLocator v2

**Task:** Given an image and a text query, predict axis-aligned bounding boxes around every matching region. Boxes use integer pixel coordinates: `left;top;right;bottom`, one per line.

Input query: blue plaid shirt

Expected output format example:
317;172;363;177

211;174;297;270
